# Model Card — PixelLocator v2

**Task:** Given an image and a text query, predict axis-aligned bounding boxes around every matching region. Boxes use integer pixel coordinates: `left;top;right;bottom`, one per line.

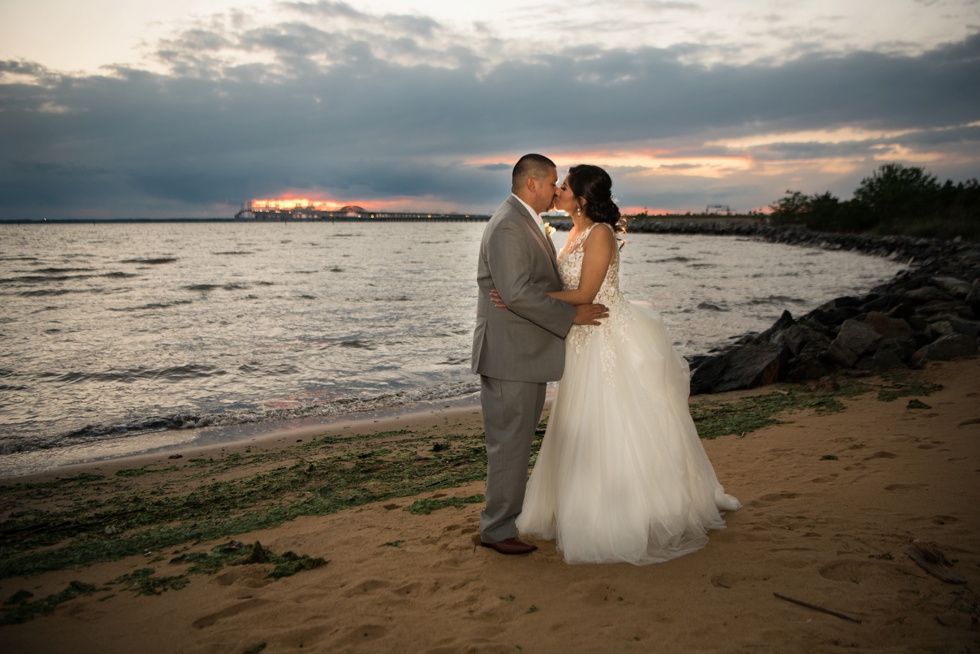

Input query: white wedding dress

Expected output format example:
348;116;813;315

516;223;741;565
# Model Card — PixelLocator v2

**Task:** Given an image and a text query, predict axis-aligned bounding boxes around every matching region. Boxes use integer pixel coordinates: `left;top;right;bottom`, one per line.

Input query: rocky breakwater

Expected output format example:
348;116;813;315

689;240;980;395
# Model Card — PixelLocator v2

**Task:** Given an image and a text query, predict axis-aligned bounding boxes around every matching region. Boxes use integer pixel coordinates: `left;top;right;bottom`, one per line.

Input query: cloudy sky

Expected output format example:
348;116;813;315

1;0;978;218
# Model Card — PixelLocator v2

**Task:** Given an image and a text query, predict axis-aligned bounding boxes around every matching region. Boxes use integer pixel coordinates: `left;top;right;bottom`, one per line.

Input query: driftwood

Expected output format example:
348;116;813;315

774;593;862;623
907;541;967;584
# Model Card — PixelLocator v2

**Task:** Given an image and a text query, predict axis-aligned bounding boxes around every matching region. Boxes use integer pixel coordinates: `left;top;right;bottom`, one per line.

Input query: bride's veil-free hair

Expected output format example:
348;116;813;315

565;165;627;235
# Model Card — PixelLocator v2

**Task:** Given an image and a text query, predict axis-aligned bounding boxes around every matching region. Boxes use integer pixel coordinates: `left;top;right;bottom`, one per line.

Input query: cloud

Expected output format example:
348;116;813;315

0;7;978;217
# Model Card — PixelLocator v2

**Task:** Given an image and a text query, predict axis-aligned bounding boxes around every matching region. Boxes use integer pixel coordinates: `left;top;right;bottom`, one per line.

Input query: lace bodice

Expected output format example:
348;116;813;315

557;224;632;359
557;223;626;307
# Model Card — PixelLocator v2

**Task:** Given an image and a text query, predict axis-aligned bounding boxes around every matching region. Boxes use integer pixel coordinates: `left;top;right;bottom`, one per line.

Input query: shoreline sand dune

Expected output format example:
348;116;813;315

2;359;978;653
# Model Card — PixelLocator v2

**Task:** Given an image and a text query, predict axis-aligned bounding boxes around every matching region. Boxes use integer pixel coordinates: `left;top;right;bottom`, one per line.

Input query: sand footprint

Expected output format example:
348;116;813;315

884;483;928;491
343;579;391;597
191;598;273;629
333;624;389;648
862;451;897;462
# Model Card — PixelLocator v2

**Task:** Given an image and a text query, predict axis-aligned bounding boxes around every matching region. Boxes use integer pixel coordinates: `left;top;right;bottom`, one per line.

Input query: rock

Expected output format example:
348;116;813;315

756;310;795;343
812;376;840;392
833;319;883;356
906;286;942;303
771;324;831;356
877;336;918;363
817;296;864;310
861;294;907;314
911;333;979;365
915;299;962;317
931;276;972;299
929;317;979;341
908;315;928;333
855;348;907;372
787;346;832;382
808;306;861;328
885;302;914;319
690;342;791;394
823;339;859;368
864;311;913;338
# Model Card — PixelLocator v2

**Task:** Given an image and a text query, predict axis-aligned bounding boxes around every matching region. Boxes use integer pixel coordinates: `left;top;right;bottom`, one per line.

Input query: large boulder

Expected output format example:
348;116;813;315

910;333;979;365
927;316;979;340
855;348;907;373
861;294;908;314
822;319;882;368
690;342;791;395
864;311;914;339
755;310;796;343
771;324;831;356
931;276;972;299
906;286;942;303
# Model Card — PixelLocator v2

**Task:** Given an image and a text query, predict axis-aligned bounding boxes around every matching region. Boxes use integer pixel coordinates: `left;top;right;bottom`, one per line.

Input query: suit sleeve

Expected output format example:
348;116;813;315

486;220;577;338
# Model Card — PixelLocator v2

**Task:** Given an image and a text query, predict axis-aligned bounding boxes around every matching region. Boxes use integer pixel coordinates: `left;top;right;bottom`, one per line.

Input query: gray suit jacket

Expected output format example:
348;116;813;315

472;196;577;382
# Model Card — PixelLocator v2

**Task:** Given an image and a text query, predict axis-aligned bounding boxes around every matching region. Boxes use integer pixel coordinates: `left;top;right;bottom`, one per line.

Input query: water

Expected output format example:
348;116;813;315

0;222;904;461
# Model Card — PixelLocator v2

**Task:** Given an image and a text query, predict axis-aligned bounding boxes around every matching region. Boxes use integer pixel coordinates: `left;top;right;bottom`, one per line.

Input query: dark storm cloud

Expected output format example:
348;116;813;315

0;14;978;217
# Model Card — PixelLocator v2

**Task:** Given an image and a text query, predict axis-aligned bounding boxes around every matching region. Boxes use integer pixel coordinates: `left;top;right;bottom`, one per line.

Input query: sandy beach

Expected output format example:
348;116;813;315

2;358;978;653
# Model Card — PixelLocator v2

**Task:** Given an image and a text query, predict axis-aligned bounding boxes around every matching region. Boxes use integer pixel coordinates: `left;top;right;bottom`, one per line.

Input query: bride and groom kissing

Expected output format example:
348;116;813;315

472;154;741;566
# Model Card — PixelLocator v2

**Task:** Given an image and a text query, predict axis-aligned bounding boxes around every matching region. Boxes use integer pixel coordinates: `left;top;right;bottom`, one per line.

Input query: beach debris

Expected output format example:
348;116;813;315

168;454;182;459
431;442;448;452
820;455;839;460
773;593;862;623
380;540;404;548
958;418;980;427
906;399;932;409
170;540;326;579
907;540;967;584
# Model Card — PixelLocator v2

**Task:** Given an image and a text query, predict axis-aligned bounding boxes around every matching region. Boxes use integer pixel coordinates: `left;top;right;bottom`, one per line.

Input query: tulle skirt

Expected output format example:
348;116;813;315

516;300;740;565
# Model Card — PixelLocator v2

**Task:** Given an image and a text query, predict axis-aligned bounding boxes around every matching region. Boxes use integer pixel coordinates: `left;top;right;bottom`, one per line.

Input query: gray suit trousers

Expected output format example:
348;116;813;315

479;375;547;543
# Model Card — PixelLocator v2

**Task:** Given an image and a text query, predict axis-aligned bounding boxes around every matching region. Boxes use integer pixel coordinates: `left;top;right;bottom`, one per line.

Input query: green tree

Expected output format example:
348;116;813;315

853;163;940;226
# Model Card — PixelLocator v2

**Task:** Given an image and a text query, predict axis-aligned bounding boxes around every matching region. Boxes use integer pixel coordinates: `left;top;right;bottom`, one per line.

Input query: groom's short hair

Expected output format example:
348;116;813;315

512;154;556;192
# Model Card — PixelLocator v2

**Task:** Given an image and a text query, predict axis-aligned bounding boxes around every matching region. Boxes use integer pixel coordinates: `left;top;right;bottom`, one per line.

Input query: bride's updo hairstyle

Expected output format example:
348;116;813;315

566;165;626;234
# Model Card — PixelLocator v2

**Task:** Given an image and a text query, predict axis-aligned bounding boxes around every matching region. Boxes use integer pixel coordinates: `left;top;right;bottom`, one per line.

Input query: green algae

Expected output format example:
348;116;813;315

691;381;862;440
0;581;98;625
405;494;485;515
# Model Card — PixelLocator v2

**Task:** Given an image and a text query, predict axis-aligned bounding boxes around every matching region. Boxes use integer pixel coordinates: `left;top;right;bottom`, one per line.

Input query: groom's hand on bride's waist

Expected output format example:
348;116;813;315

574;303;608;325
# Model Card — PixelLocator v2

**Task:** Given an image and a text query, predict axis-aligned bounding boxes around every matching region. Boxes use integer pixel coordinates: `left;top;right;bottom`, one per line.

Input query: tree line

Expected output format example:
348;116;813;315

769;163;979;241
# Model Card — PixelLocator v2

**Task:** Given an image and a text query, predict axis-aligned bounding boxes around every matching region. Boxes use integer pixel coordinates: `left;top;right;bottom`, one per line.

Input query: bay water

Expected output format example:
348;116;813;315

0;222;905;469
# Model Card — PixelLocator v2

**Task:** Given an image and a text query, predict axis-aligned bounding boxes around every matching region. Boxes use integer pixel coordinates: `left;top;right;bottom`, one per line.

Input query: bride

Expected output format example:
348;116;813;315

497;164;740;565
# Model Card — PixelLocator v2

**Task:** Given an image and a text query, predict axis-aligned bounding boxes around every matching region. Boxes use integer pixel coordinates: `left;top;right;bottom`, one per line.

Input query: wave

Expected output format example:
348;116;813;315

183;283;249;291
48;365;227;385
108;299;193;312
121;257;178;264
748;295;809;305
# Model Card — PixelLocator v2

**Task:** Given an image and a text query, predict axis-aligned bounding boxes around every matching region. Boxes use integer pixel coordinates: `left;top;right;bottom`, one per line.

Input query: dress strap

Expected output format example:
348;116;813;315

559;224;597;259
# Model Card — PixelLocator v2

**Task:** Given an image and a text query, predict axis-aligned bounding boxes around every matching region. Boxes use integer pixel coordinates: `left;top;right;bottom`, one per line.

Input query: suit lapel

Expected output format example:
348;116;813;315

506;196;560;275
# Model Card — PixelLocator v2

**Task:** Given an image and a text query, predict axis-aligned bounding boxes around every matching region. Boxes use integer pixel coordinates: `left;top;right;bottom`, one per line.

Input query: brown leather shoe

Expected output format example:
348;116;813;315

481;537;538;555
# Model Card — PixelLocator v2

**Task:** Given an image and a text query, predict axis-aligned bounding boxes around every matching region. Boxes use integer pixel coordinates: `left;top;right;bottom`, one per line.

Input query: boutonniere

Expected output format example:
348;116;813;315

543;222;556;237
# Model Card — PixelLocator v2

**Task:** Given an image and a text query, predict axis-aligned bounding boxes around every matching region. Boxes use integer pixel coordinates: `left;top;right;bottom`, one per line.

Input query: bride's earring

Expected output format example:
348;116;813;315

576;206;582;217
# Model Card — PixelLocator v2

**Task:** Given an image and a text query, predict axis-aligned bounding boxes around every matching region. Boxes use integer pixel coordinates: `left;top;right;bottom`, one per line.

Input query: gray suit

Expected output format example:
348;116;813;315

472;195;577;542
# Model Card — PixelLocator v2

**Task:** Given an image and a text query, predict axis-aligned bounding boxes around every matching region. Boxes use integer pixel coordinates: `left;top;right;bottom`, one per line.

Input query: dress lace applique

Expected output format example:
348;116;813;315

558;224;632;381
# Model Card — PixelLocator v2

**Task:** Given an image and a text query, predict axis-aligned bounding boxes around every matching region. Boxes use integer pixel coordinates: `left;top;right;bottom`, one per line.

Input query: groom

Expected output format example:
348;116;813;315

472;153;608;555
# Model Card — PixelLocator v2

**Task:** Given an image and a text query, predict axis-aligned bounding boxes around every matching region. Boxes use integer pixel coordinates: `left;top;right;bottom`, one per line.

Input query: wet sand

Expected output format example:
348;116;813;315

2;358;978;653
